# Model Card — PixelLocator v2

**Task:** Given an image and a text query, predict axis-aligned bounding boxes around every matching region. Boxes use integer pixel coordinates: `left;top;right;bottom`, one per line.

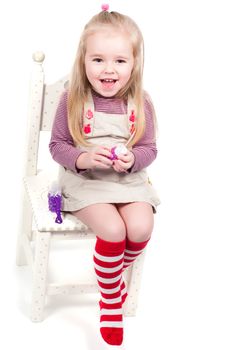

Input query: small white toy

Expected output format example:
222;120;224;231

109;144;128;160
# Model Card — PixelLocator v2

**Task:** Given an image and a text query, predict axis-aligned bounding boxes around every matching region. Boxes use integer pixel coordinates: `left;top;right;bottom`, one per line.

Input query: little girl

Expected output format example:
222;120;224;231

49;4;160;346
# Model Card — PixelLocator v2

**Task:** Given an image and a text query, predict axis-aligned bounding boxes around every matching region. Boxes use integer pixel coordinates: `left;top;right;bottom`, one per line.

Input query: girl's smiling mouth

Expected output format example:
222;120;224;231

100;79;118;89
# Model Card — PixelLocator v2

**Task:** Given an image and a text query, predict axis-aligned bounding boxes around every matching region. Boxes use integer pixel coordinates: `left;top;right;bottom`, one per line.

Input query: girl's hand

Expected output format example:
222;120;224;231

76;146;113;170
113;151;135;173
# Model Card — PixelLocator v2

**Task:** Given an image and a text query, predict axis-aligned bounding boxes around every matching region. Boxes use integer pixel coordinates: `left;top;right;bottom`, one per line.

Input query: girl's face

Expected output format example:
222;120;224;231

84;28;134;97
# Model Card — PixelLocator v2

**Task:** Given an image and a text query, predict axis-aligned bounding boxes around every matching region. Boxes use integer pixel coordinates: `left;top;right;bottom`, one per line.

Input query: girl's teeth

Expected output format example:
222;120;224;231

100;79;117;90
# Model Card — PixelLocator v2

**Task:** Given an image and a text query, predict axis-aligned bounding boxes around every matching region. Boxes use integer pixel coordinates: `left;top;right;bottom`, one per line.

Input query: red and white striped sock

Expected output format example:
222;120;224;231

123;237;150;270
121;237;150;304
94;236;125;346
120;278;128;305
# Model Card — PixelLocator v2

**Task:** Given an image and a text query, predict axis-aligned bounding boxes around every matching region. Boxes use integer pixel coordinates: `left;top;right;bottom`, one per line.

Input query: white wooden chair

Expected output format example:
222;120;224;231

16;51;147;322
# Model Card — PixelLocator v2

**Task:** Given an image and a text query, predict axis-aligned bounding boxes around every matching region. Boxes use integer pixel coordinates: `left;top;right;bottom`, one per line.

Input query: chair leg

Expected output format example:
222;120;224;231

123;252;146;317
31;231;51;322
16;193;33;266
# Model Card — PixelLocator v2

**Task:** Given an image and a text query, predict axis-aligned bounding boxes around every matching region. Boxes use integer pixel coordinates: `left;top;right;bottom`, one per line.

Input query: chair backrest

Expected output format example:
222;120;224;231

25;51;68;177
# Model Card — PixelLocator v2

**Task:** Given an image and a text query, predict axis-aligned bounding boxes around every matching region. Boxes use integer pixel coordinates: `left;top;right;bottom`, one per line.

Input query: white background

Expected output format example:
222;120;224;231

1;0;232;349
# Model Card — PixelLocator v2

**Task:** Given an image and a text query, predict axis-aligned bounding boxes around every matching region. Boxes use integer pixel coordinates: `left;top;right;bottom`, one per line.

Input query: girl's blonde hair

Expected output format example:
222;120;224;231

68;10;156;147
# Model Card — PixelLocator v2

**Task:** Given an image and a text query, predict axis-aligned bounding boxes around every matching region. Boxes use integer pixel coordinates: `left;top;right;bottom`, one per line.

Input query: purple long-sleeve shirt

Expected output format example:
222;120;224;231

49;90;157;173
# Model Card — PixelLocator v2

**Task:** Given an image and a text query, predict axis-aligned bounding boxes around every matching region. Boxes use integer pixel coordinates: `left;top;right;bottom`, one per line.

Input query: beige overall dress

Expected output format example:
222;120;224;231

59;91;160;212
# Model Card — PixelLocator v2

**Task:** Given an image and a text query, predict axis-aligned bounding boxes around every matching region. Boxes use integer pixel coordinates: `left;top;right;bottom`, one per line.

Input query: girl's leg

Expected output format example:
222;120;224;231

116;201;154;243
72;204;126;346
72;203;126;242
116;202;154;302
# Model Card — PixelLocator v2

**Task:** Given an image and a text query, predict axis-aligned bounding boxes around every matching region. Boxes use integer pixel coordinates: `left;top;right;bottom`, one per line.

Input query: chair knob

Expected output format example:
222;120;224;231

32;51;45;63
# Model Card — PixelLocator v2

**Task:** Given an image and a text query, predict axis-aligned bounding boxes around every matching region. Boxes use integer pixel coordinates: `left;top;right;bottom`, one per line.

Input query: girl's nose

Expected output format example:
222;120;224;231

104;62;115;73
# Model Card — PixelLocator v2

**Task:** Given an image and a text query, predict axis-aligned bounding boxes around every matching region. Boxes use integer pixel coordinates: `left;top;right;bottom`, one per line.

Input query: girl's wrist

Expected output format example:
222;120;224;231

130;151;135;165
76;152;89;170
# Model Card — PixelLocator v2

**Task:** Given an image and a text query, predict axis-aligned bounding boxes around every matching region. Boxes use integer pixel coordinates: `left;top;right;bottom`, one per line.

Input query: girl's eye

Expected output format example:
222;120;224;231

93;58;102;63
116;59;126;64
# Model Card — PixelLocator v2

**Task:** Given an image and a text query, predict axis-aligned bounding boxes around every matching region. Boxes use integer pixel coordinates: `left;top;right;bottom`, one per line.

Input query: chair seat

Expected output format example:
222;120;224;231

24;170;90;234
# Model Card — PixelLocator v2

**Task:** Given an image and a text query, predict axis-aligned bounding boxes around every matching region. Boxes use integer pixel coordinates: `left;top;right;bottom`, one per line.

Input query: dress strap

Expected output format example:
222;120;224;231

127;95;136;138
82;90;95;136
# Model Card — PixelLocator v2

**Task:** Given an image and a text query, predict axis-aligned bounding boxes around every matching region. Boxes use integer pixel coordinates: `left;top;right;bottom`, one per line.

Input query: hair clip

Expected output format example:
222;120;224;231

101;4;109;11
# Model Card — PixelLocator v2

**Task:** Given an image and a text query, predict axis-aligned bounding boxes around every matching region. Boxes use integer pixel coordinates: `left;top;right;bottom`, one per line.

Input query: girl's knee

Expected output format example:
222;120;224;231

127;221;154;242
98;220;126;242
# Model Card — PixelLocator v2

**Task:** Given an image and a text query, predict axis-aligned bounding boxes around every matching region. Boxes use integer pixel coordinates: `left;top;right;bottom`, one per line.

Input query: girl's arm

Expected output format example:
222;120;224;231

129;96;158;172
49;91;86;172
